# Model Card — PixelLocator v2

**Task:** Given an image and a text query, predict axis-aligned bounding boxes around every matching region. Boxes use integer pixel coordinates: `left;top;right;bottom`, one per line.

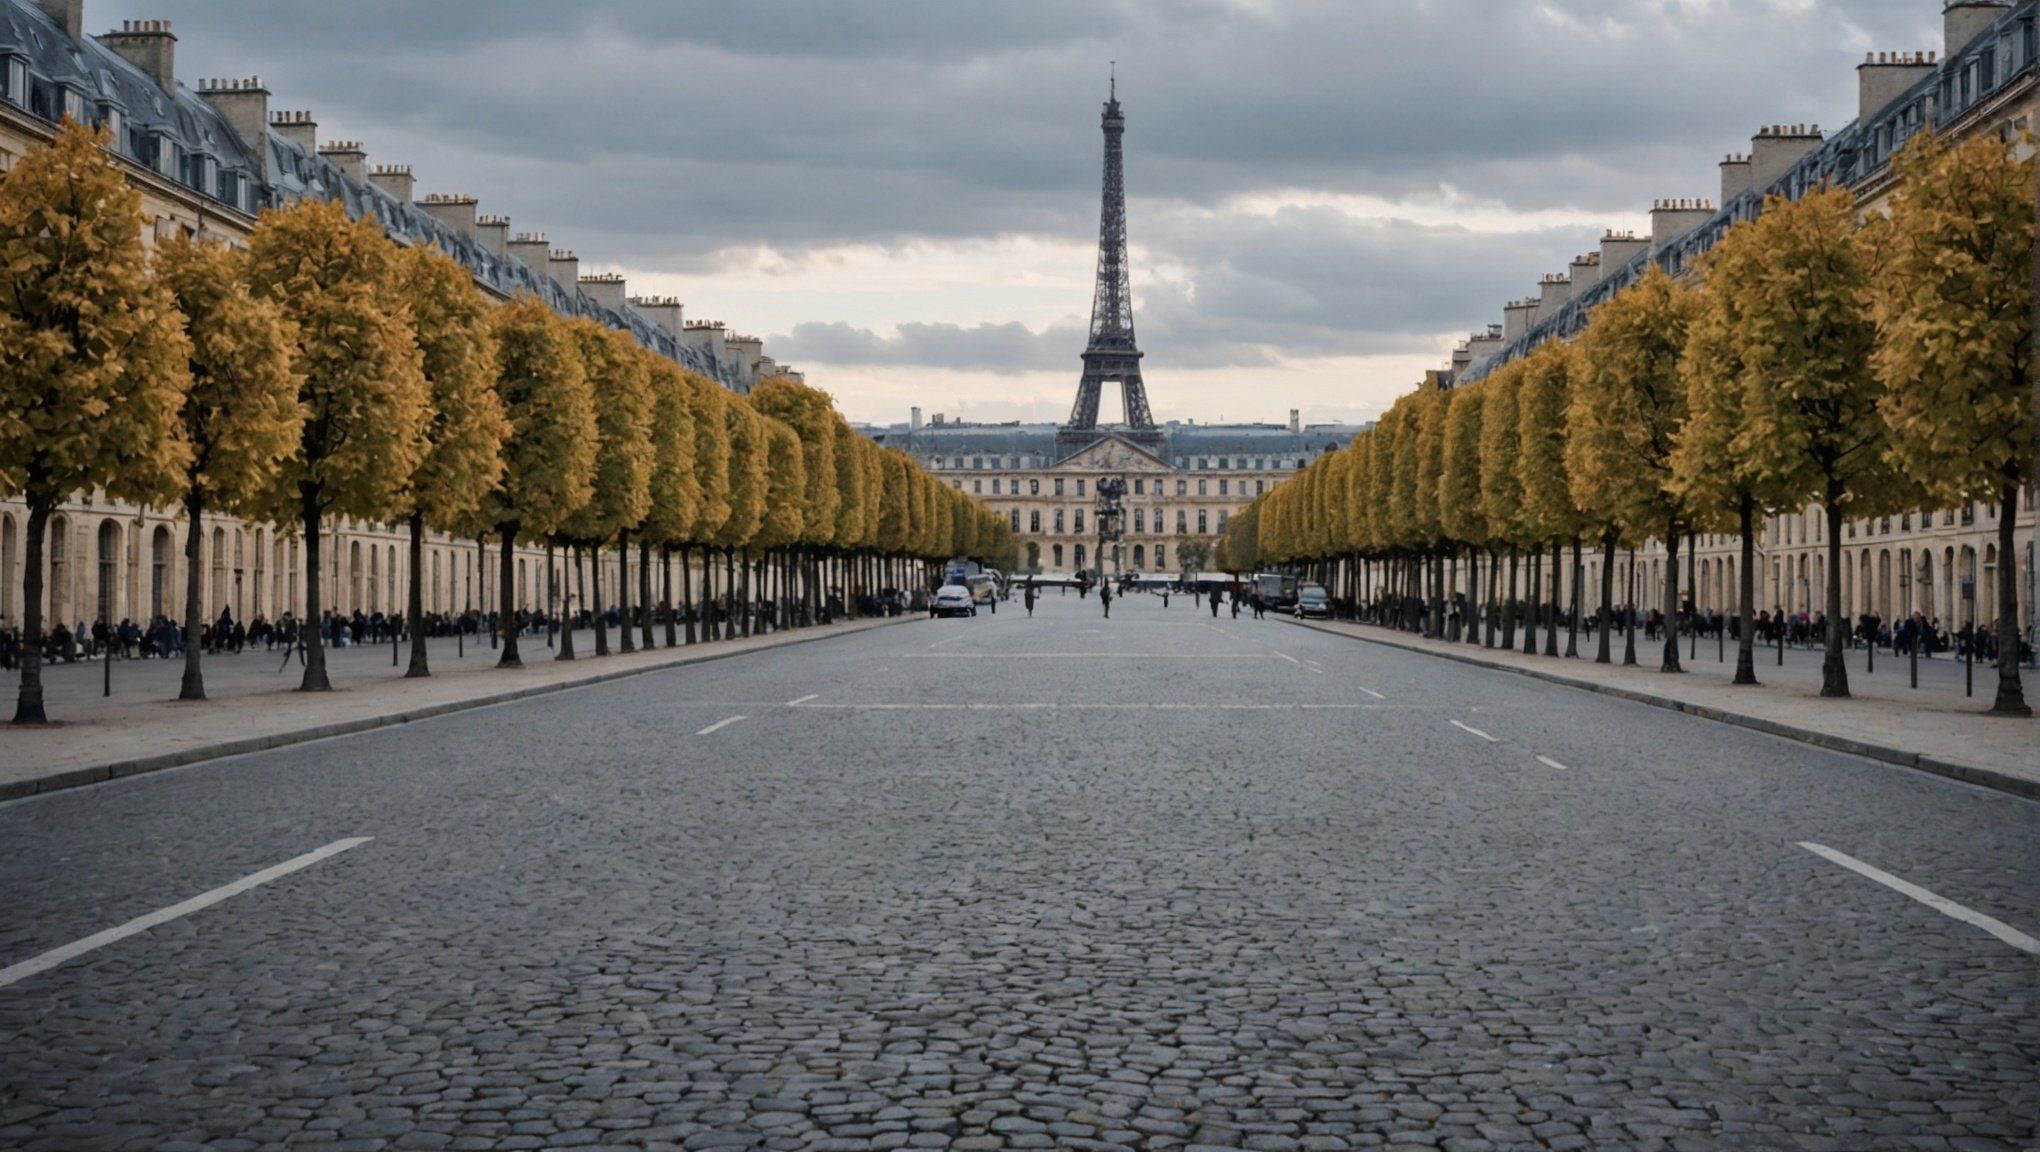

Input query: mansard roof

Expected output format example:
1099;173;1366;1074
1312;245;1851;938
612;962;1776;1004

0;0;743;390
862;420;1362;465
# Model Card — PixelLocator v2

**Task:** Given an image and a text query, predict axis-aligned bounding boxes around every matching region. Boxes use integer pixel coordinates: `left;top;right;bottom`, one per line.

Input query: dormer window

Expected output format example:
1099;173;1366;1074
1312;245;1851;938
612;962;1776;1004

60;86;86;125
152;133;180;180
99;105;124;151
1;57;26;106
196;155;219;196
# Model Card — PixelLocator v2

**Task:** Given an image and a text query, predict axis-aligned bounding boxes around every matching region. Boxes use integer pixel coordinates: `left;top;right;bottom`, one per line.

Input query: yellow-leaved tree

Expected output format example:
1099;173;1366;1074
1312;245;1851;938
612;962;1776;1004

557;322;653;657
156;234;299;703
1729;189;1914;699
249;198;429;692
1440;379;1487;646
1516;341;1587;658
683;376;732;643
480;297;595;669
394;243;507;679
1;121;192;724
1479;361;1527;648
640;360;700;648
1567;267;1698;673
1874;132;2036;716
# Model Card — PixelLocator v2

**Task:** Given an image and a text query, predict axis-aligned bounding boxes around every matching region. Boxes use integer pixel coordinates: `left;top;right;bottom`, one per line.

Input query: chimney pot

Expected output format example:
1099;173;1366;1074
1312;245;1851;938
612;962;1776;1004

98;17;178;92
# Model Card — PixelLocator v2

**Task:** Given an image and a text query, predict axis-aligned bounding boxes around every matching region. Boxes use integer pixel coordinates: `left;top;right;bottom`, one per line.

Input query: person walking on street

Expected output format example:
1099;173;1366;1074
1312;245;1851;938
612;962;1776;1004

1100;582;1113;619
1024;581;1036;617
1209;587;1222;618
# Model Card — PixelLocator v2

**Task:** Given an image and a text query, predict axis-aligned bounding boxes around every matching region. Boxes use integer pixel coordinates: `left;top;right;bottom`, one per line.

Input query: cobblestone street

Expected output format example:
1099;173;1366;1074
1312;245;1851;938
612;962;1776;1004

1;593;2035;1151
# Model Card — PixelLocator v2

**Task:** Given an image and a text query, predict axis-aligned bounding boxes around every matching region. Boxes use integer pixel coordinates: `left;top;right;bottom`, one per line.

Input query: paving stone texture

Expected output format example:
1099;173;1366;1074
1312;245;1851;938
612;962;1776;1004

0;591;2034;1151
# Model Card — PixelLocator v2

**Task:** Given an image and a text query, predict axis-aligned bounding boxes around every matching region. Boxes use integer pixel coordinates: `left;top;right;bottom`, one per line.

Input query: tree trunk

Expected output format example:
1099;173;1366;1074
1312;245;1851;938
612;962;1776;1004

682;546;698;645
1991;475;2030;715
1565;537;1581;659
593;542;611;656
299;483;332;692
498;527;523;668
617;530;635;653
1597;531;1616;665
180;488;209;699
1735;496;1759;685
1545;540;1562;657
1623;550;1637;667
1821;497;1849;698
645;541;660;650
1522;549;1538;654
1661;523;1683;673
11;497;51;724
1485;547;1499;648
559;545;580;660
404;511;430;679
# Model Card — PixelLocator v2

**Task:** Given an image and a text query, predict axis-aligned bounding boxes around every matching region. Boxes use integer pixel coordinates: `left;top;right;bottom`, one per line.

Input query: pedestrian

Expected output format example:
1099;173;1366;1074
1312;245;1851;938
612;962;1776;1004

1100;582;1113;619
1209;587;1221;618
1024;581;1036;617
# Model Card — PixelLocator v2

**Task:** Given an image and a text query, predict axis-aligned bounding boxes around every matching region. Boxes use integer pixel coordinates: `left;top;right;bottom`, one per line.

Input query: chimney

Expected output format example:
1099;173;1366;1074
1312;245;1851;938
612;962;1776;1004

682;320;729;375
98;19;176;93
727;333;763;387
547;249;580;292
1502;298;1538;343
418;193;478;241
1945;2;2010;55
1450;347;1472;379
1749;124;1824;193
367;163;414;204
1650;199;1715;250
196;76;269;154
1570;251;1603;294
579;272;627;312
1600;229;1649;270
1467;325;1505;367
33;0;83;39
1288;409;1301;434
629;295;684;338
1858;52;1940;122
1720;153;1753;204
270;109;316;154
1533;273;1572;325
505;231;550;271
910;406;923;430
318;139;367;185
475;214;509;259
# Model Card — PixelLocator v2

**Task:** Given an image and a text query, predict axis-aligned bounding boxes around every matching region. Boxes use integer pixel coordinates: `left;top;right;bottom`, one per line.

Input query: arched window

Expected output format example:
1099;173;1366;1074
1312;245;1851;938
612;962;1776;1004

1133;544;1146;570
97;519;120;623
151;525;172;621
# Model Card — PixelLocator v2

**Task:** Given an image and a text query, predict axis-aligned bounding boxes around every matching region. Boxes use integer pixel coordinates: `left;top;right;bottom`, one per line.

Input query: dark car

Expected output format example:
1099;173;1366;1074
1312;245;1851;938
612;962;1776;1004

1295;584;1331;619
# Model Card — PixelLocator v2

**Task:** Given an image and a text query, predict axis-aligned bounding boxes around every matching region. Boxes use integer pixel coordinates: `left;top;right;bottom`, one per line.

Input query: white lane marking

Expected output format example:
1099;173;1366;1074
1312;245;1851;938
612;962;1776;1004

1357;687;1386;700
0;837;373;991
903;653;1288;660
1273;650;1303;665
1450;720;1498;742
1799;842;2040;955
1536;756;1571;771
786;694;819;706
695;715;749;735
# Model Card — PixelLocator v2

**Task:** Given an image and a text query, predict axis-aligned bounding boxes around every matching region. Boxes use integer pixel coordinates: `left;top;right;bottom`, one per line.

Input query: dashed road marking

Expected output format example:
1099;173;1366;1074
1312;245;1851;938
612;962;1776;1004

1799;842;2039;955
0;837;374;991
1450;720;1498;742
696;715;749;735
1536;756;1571;771
1357;687;1386;700
788;702;1378;711
786;694;819;706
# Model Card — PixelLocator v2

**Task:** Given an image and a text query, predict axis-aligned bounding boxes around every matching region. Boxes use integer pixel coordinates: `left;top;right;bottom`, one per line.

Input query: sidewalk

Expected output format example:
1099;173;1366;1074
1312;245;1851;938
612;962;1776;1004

1290;617;2039;801
0;616;919;801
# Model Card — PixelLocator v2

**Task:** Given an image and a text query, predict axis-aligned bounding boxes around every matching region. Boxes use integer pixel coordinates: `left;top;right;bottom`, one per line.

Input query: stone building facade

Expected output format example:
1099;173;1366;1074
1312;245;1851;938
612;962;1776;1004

864;413;1360;577
1437;0;2038;637
0;0;798;636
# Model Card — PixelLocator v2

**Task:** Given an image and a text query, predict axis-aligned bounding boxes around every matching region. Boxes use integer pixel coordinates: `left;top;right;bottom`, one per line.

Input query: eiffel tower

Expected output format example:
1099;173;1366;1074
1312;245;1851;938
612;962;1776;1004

1058;70;1163;457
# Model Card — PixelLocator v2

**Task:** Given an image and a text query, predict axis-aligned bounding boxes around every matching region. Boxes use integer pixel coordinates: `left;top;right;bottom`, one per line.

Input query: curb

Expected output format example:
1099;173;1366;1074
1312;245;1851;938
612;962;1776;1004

1;616;921;805
1289;618;2038;803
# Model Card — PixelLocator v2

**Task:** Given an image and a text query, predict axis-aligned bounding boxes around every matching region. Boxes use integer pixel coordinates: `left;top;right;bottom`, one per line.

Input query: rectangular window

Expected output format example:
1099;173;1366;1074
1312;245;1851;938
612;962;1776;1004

1219;479;1229;496
972;479;981;494
1077;480;1085;498
973;457;983;470
1198;510;1209;534
1010;509;1020;531
1176;480;1187;496
1198;480;1208;496
1176;510;1187;535
1030;479;1040;496
1255;458;1265;471
1156;546;1165;569
1133;478;1145;495
61;87;87;125
1218;510;1229;532
1075;510;1086;533
1134;509;1145;533
101;106;123;148
1256;480;1264;495
1;58;26;106
991;478;1001;495
1054;509;1065;533
1030;511;1041;533
1054;479;1064;497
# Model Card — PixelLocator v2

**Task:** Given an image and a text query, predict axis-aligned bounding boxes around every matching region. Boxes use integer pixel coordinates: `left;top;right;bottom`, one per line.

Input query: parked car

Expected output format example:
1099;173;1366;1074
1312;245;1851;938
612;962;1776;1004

931;585;978;618
1295;584;1331;619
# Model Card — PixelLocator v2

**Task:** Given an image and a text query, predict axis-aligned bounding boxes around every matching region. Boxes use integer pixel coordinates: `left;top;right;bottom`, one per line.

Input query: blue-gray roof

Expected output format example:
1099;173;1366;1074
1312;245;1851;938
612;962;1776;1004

0;0;742;389
861;421;1362;467
1462;0;2037;384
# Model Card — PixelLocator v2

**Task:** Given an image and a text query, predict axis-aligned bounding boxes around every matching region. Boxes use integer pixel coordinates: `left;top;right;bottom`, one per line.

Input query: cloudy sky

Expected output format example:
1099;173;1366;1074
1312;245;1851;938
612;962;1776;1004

104;0;1940;426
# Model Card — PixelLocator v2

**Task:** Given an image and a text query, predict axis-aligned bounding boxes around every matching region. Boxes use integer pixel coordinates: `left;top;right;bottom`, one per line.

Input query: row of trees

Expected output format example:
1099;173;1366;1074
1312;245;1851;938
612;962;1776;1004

1219;131;2035;716
1;120;1011;725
